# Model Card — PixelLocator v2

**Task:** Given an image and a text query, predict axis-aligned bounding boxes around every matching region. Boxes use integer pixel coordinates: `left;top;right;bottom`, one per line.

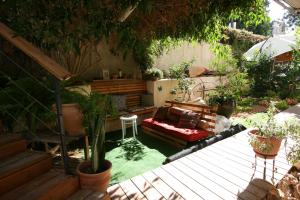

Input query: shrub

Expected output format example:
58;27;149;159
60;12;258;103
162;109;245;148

244;53;274;97
266;90;277;98
275;100;289;111
143;68;163;81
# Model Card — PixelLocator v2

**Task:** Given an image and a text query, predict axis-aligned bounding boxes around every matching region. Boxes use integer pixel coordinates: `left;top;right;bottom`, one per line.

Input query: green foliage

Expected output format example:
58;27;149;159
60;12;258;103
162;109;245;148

169;60;193;79
0;77;55;134
288;127;300;164
236;97;256;112
143;67;163;81
78;92;117;173
209;43;238;74
1;0;269;71
250;102;298;138
169;60;195;100
249;102;300;154
275;100;289;111
244;53;273;96
208;44;248;105
266;90;277;98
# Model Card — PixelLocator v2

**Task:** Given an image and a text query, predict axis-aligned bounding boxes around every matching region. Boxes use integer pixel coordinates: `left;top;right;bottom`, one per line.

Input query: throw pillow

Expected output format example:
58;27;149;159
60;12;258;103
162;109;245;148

153;106;169;121
177;111;200;129
166;107;186;123
112;95;127;111
197;119;210;130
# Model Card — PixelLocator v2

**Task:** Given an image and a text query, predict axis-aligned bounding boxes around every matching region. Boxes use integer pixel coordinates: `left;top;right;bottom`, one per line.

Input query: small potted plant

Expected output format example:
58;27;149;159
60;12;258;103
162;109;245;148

143;67;163;81
248;102;299;158
76;92;116;192
208;72;249;118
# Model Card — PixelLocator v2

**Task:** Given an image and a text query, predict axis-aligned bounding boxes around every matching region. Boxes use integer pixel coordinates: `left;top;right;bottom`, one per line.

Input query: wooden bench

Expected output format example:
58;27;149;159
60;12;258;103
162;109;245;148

142;101;217;148
91;79;156;132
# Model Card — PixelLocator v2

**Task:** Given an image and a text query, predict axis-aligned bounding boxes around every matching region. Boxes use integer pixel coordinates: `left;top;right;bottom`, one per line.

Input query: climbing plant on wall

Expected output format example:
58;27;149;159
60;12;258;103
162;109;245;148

0;0;269;72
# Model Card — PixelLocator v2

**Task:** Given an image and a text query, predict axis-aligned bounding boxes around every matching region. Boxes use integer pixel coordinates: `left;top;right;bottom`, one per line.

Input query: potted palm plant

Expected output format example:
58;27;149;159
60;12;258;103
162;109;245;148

76;92;116;192
248;102;299;158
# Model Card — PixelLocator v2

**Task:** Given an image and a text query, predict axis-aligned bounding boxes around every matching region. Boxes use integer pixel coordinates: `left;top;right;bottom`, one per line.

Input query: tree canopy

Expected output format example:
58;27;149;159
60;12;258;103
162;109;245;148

0;0;269;70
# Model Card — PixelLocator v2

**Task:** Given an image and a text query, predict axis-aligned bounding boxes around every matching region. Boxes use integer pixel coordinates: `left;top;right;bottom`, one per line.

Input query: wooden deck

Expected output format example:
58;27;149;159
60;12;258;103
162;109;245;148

107;130;292;200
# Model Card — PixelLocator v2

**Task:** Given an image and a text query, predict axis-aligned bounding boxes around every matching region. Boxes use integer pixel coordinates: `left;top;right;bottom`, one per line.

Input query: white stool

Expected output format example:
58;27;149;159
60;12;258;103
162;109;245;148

120;114;138;142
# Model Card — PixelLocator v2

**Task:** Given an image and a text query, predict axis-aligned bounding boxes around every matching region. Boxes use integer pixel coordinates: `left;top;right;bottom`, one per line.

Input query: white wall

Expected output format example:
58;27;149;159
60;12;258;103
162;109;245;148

147;76;224;107
153;42;214;71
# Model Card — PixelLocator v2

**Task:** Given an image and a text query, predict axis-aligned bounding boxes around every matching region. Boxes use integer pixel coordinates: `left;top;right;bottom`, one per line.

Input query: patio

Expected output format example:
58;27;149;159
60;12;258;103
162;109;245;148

107;129;292;199
1;1;300;199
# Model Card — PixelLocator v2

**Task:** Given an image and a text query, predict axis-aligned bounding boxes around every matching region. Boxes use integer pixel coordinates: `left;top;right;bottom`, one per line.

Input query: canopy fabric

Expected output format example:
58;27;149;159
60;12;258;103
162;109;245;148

244;33;297;61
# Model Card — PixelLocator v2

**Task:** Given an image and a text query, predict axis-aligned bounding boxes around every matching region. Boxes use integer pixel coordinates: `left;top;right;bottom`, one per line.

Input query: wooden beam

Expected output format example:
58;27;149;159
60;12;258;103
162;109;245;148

0;22;72;80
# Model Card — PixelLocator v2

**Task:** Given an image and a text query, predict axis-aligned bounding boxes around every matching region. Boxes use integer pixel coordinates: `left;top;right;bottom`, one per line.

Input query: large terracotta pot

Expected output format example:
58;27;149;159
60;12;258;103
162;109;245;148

77;160;112;192
249;130;282;158
53;103;84;136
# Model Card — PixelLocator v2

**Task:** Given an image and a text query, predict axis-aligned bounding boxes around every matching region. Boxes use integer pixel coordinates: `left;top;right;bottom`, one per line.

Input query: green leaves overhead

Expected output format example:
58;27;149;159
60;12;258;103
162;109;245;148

0;0;269;70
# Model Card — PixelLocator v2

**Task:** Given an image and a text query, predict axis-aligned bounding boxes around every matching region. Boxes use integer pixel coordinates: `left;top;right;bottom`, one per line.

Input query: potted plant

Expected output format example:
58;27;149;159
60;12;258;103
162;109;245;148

208;72;249;118
248;102;299;158
76;92;116;192
57;89;85;137
143;67;163;81
208;44;249;118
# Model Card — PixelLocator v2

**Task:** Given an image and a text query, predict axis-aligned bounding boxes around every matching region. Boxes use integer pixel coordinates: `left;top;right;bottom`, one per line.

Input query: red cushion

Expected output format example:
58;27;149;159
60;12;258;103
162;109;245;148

142;118;210;142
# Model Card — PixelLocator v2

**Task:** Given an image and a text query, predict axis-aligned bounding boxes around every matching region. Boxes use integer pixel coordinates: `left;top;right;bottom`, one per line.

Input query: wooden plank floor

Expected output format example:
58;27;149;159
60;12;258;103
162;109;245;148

108;130;292;200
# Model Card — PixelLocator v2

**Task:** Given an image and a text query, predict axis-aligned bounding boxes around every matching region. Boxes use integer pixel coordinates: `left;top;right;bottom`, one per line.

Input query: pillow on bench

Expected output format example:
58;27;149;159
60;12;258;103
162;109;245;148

112;95;127;111
166;107;189;124
153;106;170;121
177;111;200;129
197;119;210;131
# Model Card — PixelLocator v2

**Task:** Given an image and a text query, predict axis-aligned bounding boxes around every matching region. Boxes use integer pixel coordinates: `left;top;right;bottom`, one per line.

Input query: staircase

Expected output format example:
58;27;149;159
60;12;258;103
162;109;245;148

0;134;110;200
0;134;79;200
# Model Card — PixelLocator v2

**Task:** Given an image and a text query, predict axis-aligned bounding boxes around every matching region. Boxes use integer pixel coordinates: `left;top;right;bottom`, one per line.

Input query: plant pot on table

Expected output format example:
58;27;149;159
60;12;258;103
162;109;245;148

249;129;283;158
77;160;112;192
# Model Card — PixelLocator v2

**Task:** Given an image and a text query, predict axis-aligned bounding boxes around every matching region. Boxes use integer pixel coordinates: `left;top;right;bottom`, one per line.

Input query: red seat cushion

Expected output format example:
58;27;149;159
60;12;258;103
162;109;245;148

142;118;210;142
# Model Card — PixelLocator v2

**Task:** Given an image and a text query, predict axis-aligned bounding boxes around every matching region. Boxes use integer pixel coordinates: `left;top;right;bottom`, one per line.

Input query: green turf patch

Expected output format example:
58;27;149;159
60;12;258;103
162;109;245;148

105;127;178;184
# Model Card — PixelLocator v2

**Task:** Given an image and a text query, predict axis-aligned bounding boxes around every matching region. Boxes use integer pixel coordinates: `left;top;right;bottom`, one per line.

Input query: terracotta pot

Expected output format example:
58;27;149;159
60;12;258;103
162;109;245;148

53;103;84;136
249;130;282;158
77;160;112;192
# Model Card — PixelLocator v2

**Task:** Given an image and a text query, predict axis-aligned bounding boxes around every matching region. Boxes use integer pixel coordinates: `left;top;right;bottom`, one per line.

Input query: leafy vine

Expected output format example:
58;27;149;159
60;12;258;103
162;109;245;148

0;0;269;73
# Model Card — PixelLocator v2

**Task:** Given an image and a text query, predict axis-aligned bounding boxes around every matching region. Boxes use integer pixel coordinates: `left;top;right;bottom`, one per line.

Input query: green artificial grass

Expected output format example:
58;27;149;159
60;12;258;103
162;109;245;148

105;127;178;184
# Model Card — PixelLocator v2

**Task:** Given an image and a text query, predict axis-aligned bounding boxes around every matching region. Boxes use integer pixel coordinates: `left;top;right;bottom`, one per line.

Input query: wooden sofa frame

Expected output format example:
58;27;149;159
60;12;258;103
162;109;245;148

142;100;217;148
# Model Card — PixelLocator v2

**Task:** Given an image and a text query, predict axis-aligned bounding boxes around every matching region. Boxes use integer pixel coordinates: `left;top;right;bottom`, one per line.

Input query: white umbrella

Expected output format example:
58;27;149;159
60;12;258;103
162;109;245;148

244;33;297;61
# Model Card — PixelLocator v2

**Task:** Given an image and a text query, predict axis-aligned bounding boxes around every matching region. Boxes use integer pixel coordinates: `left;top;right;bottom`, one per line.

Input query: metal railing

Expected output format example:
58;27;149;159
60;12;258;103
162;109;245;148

0;23;72;174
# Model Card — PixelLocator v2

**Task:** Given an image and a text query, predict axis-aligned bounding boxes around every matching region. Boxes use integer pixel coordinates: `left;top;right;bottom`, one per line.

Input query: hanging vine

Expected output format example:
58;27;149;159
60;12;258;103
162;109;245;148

0;0;269;73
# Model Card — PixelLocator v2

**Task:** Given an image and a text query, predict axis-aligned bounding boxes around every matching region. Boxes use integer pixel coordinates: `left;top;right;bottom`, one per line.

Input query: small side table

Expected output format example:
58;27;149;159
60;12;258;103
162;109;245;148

120;114;138;142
